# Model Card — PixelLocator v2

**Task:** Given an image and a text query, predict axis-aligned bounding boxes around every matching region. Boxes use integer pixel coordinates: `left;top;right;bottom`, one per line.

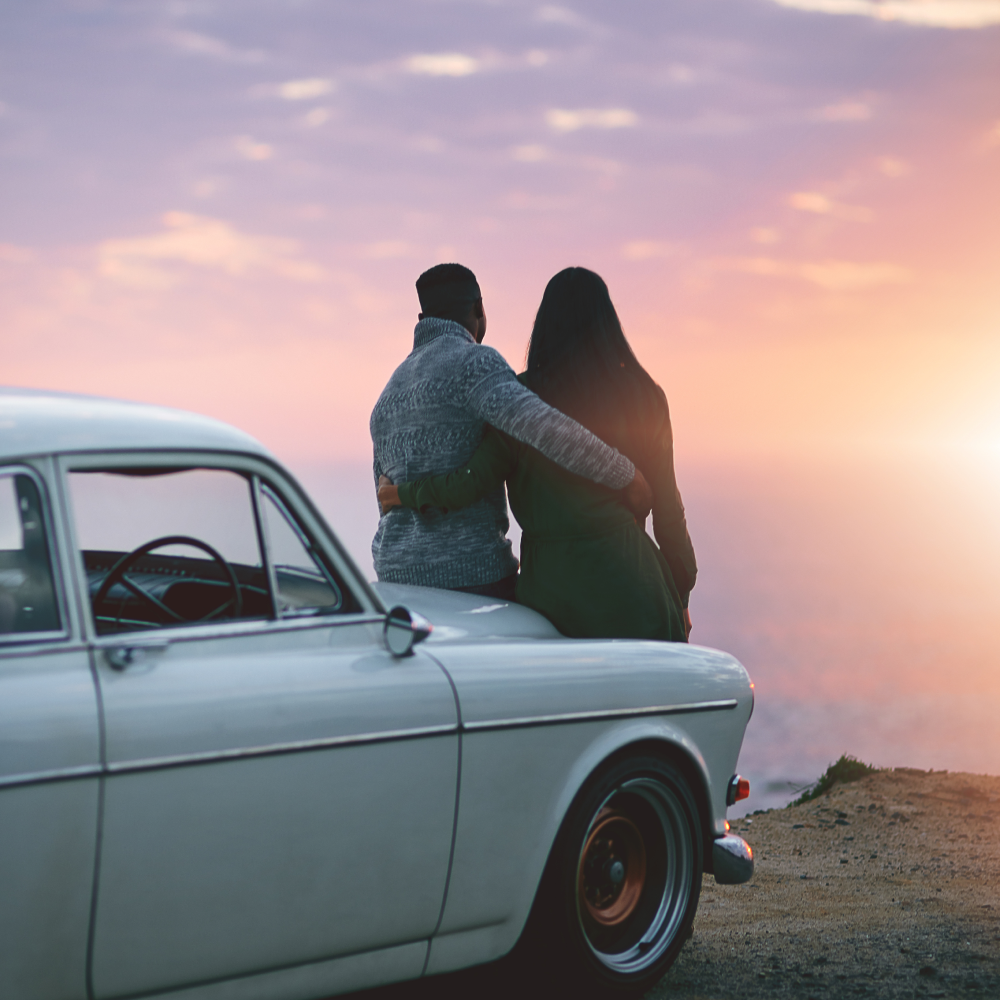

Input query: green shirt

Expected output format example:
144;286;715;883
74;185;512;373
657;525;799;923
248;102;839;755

397;394;696;642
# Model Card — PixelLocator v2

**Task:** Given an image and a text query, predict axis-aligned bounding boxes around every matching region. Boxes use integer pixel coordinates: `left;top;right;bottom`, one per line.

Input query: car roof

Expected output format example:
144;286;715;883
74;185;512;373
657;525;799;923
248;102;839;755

0;387;272;462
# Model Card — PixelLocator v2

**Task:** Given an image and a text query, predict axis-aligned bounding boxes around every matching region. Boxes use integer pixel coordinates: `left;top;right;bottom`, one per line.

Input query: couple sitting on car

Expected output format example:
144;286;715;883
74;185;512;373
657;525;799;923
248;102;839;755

370;263;696;642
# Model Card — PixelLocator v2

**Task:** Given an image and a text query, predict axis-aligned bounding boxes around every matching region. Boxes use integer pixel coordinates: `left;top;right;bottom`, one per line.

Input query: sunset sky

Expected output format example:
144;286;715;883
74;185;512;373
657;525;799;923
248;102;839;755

3;0;999;800
4;0;998;461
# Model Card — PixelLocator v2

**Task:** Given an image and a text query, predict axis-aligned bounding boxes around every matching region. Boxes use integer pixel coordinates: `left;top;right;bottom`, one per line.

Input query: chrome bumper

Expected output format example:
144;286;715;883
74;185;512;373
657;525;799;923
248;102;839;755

711;834;754;884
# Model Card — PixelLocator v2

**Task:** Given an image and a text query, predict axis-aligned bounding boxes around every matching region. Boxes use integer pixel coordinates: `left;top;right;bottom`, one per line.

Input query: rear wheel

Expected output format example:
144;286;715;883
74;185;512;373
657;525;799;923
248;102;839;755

517;755;703;998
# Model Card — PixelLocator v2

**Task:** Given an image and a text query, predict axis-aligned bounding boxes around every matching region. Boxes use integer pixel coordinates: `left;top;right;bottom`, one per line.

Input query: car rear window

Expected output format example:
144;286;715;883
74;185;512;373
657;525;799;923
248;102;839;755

0;470;61;638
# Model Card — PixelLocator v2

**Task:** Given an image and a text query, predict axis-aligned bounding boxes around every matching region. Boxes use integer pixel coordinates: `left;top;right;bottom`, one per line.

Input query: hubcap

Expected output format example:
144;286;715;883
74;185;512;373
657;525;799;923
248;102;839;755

573;778;697;976
578;807;647;927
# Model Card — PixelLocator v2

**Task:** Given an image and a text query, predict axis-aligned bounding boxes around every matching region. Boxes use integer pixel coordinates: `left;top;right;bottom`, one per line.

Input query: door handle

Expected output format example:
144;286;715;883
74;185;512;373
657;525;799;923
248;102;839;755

105;641;169;671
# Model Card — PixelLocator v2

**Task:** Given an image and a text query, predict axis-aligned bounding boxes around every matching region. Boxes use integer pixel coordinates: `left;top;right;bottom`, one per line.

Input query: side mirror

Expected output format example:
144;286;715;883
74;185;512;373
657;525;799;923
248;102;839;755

383;605;433;658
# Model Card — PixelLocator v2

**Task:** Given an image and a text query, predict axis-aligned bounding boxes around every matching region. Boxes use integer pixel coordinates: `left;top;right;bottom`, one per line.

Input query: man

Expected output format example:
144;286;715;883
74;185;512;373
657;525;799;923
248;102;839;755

370;263;650;601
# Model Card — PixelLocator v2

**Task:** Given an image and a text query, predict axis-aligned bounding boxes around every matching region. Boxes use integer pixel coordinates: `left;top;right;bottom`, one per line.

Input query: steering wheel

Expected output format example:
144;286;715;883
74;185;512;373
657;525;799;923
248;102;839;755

93;535;243;626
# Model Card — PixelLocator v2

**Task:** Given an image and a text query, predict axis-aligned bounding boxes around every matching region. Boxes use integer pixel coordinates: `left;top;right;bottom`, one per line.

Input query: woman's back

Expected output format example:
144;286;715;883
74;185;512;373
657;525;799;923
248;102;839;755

495;403;688;641
525;360;698;610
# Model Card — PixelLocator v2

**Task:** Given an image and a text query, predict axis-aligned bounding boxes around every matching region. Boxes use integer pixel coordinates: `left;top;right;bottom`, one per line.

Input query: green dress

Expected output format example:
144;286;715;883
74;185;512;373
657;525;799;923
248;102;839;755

397;387;697;642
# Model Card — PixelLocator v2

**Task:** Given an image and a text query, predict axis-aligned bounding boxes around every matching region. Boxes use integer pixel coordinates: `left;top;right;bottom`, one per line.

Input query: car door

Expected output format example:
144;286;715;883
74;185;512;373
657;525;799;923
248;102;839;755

0;460;100;1000
63;455;459;999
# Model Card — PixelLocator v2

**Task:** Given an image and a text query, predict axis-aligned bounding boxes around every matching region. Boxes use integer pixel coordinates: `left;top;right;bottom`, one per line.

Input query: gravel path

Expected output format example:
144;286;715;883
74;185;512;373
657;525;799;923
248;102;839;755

652;769;1000;999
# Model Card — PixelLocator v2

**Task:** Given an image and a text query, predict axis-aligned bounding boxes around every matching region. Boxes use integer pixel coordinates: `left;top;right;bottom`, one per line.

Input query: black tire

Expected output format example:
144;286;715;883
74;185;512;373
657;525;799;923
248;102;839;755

514;754;703;999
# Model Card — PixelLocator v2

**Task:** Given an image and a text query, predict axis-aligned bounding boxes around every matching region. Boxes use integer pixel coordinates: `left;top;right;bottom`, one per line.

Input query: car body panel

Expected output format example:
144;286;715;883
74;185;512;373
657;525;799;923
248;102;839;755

0;389;755;1000
0;648;99;998
429;705;748;971
0;781;99;1000
93;620;453;763
0;388;268;464
93;741;457;997
373;583;752;977
373;581;562;643
0;450;101;1000
90;621;458;998
0;646;100;783
372;584;751;830
148;941;428;1000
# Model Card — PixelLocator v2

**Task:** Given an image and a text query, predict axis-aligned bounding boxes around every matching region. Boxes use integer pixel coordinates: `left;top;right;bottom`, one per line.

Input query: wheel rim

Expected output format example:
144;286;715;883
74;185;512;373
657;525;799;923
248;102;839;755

574;777;695;975
579;807;647;927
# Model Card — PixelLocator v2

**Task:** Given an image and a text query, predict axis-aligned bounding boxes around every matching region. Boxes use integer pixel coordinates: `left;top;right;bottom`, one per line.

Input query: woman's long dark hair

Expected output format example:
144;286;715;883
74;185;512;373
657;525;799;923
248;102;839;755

524;267;666;456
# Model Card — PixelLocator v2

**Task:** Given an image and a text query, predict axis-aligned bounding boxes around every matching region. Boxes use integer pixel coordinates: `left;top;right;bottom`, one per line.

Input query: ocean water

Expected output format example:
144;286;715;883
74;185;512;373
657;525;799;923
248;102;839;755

292;452;1000;818
681;453;1000;813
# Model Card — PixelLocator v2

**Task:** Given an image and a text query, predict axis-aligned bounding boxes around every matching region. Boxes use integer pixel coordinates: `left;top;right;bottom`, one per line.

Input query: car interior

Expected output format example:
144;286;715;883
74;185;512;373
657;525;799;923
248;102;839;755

83;544;274;634
69;467;358;636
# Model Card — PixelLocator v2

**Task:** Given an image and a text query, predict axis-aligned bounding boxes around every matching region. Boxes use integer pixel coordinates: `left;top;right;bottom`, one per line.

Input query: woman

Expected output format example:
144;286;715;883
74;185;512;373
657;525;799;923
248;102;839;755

379;267;696;642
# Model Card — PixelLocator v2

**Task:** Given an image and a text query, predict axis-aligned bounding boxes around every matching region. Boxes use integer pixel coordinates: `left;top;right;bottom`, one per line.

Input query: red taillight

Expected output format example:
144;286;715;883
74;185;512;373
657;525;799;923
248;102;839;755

727;774;751;806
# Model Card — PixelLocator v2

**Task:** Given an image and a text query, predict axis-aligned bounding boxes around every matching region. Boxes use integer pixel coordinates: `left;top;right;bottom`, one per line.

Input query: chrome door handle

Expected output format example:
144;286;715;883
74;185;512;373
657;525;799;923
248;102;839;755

105;641;169;671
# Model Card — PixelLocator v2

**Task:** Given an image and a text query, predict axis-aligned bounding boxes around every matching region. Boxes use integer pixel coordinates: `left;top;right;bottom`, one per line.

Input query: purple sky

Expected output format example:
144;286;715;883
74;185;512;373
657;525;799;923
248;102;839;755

4;1;998;465
3;1;1000;799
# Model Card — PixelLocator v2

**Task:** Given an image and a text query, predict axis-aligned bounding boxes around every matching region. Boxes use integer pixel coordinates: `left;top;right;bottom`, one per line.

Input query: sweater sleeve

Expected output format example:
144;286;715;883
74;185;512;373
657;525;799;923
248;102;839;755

463;349;635;490
646;403;698;607
398;427;517;514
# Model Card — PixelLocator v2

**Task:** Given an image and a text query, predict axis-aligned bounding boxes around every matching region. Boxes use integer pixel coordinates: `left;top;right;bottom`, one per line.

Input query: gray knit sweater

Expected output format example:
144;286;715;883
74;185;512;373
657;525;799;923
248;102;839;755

370;318;635;588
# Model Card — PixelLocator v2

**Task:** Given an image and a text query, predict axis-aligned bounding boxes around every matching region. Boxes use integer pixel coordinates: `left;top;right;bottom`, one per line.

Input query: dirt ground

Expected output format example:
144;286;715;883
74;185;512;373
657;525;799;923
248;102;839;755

351;769;999;1000
652;768;1000;999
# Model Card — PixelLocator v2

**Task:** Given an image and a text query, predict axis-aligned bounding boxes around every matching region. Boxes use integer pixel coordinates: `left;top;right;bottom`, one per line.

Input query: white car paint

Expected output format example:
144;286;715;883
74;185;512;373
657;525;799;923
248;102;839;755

0;388;753;1000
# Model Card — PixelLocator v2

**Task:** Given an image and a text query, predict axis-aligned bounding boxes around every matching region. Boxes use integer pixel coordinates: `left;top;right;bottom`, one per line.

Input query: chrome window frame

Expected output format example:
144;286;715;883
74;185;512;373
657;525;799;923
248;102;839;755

0;462;72;648
57;449;384;645
256;477;351;619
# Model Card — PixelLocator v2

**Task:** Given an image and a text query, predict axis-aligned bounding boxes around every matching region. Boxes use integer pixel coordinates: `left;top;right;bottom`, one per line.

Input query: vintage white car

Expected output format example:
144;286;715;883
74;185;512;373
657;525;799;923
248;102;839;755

0;387;754;1000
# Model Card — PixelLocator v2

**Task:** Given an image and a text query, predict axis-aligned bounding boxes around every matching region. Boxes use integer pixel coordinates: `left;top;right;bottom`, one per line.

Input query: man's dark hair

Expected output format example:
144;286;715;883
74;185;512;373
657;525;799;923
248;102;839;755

416;263;482;322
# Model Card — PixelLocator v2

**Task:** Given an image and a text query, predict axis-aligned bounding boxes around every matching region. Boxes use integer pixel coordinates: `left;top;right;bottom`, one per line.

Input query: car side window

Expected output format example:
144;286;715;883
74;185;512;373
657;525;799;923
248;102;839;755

69;467;272;636
260;484;354;617
0;470;61;638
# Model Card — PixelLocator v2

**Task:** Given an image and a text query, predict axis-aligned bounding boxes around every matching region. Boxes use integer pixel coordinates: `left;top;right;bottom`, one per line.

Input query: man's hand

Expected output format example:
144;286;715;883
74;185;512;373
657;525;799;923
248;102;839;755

622;467;652;523
683;608;692;641
378;474;401;515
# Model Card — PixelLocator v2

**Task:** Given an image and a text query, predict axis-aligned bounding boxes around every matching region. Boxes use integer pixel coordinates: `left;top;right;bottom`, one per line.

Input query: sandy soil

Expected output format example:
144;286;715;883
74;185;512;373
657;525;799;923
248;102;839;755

350;769;999;1000
653;769;1000;999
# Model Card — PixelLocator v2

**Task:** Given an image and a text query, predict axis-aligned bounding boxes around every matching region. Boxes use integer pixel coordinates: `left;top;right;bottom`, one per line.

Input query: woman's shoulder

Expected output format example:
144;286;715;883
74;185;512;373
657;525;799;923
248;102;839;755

649;383;671;440
646;379;669;419
623;381;672;469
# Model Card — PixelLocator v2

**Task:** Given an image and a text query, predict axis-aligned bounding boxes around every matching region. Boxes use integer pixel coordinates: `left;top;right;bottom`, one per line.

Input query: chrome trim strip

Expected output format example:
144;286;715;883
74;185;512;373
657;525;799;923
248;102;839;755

105;723;459;775
0;722;458;787
0;702;737;788
0;638;87;658
0;628;72;648
88;612;386;652
462;699;738;732
0;763;103;790
250;473;280;618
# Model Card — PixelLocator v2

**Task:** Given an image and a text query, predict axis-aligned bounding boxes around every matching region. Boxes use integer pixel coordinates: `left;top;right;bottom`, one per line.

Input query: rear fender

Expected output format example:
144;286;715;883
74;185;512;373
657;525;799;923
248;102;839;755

427;716;723;977
544;721;712;857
